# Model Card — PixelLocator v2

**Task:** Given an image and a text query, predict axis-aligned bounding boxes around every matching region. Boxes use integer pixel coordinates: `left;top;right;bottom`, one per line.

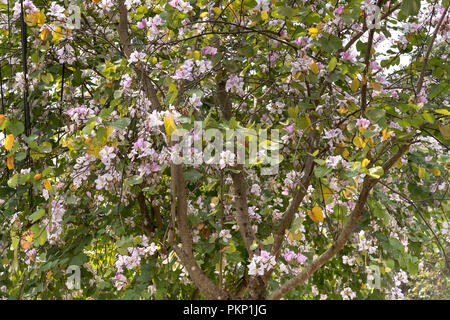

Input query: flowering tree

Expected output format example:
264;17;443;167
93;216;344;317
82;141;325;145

0;0;449;300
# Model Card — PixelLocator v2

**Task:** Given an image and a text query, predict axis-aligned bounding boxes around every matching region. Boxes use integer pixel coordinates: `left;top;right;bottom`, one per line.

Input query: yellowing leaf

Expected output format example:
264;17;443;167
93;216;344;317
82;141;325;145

432;168;441;176
200;11;208;18
106;126;114;140
4;134;14;150
351;78;360;92
25;12;40;26
52;27;64;42
6;155;14;170
34;174;42;181
43;179;51;190
40;28;51;41
321;185;333;200
382;129;393;141
361;158;370;168
37;12;46;27
371;81;381;91
418;166;426;179
342;149;349;159
309;60;319;74
308;206;324;223
20;230;34;250
0;114;6;127
261;10;269;20
164;115;177;143
285;229;302;241
353;136;365;148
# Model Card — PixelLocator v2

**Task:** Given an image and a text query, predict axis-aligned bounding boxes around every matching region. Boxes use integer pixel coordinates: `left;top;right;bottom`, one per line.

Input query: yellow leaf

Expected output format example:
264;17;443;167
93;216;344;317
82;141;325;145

43;179;51;190
308;206;324;223
309;60;319;74
20;230;34;250
25;12;40;26
308;27;319;36
353;136;365;149
0;114;5;126
261;10;269;20
432;168;441;176
339;106;347;114
38;12;46;27
342;149;349;159
200;11;208;18
193;50;201;60
321;185;333;200
164;115;177;143
361;158;370;168
351;78;360;92
46;270;54;279
34;174;42;181
371;81;381;91
40;28;51;41
285;229;302;241
293;71;302;79
4;134;14;150
382;129;393;141
52;27;64;42
6;155;14;170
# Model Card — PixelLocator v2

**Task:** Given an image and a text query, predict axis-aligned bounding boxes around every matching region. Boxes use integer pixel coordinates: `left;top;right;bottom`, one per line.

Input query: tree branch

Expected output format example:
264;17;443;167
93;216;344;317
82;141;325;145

267;142;412;300
116;0;162;110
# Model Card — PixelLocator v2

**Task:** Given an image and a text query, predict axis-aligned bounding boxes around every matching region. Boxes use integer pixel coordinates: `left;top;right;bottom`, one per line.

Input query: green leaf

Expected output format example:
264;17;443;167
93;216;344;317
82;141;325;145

367;166;384;179
422;112;435;124
29;209;46;223
9;119;25;136
314;166;333;178
277;6;297;18
184;169;203;183
109;118;131;130
401;0;421;16
366;108;386;122
327;57;337;71
38;229;47;246
127;175;143;185
7;174;19;188
262;235;274;245
237;45;255;57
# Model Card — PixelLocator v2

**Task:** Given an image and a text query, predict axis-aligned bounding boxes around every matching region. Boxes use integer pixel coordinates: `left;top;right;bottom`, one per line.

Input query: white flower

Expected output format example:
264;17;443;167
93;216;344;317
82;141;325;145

219;150;236;169
340;287;356;300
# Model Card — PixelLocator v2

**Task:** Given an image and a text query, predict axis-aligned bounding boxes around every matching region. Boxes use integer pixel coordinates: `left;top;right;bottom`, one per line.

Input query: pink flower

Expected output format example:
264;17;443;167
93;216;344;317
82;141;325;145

283;251;296;262
136;19;147;29
340;51;356;62
285;123;295;134
370;61;381;70
201;46;218;55
297;253;307;264
334;6;344;15
356;118;370;128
